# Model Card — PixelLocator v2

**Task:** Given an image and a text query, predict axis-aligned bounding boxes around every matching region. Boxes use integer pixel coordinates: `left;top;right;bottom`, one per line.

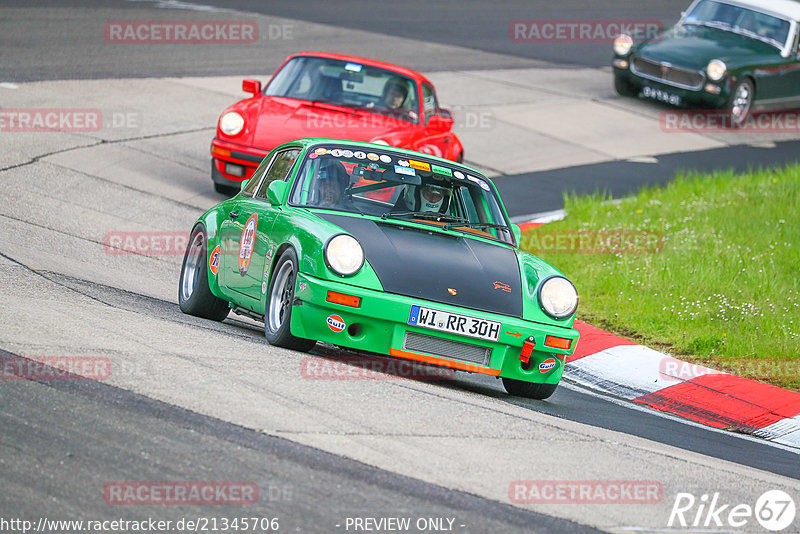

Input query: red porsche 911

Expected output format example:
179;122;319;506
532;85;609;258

210;52;464;193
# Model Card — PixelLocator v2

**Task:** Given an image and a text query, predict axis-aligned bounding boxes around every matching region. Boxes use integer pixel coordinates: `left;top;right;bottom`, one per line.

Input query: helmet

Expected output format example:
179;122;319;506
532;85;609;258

383;77;409;107
403;183;450;213
318;158;349;188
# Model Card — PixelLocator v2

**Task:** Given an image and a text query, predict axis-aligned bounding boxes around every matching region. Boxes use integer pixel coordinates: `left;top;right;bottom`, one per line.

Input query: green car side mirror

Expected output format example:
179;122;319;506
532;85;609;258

266;180;289;206
512;224;522;246
239;178;250;192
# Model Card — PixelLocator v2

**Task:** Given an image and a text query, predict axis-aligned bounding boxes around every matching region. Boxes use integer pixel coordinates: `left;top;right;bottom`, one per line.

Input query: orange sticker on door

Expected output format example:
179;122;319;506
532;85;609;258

238;213;258;276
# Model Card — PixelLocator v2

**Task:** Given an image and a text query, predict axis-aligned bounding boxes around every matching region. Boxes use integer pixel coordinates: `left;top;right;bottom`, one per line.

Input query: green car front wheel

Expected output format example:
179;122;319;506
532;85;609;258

264;249;316;352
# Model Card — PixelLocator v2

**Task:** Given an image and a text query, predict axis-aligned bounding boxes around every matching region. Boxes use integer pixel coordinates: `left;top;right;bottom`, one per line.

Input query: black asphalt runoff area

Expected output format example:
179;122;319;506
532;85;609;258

496;139;800;217
0;348;599;534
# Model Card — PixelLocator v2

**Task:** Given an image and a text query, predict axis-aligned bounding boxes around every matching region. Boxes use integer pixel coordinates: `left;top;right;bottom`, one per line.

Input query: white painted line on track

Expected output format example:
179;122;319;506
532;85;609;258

0;82;19;89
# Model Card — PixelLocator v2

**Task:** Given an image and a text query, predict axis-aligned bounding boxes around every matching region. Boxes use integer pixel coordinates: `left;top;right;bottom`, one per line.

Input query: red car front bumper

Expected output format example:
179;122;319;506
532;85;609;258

211;138;270;189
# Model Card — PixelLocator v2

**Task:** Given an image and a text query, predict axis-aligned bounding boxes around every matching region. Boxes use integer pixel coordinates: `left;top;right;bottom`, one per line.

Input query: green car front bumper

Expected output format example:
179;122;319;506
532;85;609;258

291;273;579;385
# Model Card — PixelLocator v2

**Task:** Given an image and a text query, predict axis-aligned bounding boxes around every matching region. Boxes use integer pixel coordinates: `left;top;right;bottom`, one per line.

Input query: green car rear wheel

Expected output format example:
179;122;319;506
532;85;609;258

178;224;230;322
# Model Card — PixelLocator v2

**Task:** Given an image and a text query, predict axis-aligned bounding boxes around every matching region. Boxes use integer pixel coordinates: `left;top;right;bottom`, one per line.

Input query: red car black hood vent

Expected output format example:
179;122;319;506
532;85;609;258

318;214;523;318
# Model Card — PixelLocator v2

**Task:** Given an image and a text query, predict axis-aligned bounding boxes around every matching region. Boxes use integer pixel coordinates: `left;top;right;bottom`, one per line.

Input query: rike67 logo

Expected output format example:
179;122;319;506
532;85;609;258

669;490;796;531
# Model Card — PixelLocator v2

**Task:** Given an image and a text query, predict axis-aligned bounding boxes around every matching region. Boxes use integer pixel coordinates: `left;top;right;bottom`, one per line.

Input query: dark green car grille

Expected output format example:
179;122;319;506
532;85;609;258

632;57;705;90
404;332;492;366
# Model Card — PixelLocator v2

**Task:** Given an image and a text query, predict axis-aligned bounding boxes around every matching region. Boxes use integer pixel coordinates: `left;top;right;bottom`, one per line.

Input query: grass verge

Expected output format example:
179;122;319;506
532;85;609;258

520;164;800;391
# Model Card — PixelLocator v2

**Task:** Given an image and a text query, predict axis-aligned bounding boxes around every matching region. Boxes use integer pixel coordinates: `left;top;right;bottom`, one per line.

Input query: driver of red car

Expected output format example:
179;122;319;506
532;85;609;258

381;78;408;109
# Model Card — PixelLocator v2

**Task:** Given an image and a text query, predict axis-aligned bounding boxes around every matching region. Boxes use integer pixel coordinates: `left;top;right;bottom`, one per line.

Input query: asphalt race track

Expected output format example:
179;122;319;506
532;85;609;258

2;1;800;533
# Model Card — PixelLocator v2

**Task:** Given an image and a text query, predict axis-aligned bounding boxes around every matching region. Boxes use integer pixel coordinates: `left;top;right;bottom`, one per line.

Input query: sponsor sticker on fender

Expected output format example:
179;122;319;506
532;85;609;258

209;245;221;275
539;358;557;373
327;314;346;333
238;214;258;276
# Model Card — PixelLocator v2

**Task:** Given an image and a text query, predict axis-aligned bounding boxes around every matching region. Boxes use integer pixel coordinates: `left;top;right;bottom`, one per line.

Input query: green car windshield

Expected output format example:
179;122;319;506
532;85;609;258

683;0;791;49
265;56;419;124
289;145;515;245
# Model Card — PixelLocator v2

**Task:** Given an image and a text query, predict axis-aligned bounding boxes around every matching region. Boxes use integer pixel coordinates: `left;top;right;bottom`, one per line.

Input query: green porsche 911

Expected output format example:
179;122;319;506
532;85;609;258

178;139;579;399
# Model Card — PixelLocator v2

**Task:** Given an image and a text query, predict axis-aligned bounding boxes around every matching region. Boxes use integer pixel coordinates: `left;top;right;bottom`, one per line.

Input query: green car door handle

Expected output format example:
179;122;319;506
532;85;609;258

229;210;239;220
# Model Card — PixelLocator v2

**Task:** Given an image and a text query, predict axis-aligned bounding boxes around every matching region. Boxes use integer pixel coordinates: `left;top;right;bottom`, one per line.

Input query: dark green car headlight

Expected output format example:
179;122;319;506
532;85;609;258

706;59;727;82
324;234;364;277
538;276;579;319
613;34;633;56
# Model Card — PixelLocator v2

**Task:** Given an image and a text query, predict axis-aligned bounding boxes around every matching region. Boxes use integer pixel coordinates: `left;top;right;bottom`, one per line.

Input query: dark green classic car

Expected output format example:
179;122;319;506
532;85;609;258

613;0;800;126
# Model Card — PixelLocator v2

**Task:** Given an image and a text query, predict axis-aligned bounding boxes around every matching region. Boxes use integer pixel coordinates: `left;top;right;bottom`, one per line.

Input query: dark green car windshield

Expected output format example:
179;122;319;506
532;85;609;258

684;0;791;49
288;145;515;245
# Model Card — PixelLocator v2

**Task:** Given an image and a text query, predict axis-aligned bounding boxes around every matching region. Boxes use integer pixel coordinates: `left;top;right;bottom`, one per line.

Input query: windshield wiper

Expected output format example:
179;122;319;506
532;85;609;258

445;221;509;231
381;211;465;223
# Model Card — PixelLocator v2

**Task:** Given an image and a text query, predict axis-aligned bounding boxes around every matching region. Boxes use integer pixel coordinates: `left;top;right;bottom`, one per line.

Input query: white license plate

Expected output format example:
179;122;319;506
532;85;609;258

641;85;681;106
408;305;501;342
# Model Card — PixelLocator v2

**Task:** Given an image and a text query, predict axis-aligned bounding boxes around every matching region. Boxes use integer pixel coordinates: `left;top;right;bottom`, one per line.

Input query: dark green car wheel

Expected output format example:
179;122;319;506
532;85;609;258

727;78;754;128
178;224;230;321
264;249;316;352
502;377;558;400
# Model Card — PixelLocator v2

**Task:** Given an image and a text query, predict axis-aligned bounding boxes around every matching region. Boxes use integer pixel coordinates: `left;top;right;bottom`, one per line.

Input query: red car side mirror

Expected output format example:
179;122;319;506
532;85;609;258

427;114;453;131
242;79;261;96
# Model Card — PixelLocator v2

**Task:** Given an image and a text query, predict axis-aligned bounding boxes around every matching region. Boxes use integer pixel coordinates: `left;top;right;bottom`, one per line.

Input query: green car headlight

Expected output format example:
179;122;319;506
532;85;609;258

324;234;364;277
706;59;727;82
219;111;244;136
538;276;579;319
613;34;634;56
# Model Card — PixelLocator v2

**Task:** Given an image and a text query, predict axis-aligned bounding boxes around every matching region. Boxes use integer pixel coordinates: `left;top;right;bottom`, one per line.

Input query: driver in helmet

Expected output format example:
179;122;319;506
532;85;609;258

315;159;350;208
400;182;450;214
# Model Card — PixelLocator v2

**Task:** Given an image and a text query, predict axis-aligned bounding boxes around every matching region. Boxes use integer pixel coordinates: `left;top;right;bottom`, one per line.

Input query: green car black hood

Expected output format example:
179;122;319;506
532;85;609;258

638;24;781;68
319;213;523;318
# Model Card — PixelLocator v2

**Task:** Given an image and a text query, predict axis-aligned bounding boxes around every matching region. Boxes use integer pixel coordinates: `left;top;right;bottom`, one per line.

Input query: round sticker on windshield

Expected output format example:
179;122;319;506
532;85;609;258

309;153;318;159
478;179;491;191
330;149;343;157
367;153;379;161
379;155;392;164
315;148;328;155
453;171;465;180
342;149;354;158
398;159;409;167
354;151;366;159
467;175;480;184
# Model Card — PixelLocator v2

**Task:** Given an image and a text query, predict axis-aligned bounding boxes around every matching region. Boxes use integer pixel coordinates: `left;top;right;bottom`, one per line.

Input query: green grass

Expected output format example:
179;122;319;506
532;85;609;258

520;164;800;391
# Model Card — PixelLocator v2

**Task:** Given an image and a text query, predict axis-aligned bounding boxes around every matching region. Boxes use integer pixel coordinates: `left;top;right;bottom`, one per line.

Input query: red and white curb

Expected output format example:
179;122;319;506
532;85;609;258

565;321;800;448
517;212;800;449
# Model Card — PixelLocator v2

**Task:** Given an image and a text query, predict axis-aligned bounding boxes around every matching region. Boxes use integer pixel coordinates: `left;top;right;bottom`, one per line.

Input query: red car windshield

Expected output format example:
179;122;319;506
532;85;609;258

289;146;515;245
265;56;420;124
